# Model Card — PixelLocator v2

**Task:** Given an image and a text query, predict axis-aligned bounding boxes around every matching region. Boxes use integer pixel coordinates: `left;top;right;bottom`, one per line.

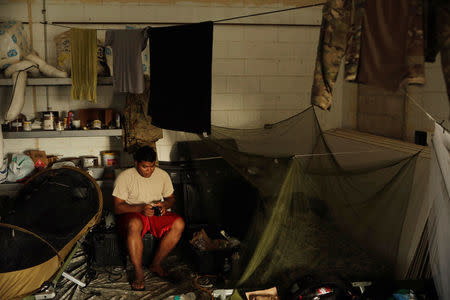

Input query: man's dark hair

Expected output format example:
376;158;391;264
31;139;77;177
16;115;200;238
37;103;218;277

133;146;157;163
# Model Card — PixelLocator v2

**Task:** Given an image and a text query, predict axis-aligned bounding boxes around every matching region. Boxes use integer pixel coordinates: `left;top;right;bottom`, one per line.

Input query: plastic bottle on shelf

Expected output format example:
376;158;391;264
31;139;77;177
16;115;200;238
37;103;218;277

165;292;196;300
115;113;121;128
67;111;74;129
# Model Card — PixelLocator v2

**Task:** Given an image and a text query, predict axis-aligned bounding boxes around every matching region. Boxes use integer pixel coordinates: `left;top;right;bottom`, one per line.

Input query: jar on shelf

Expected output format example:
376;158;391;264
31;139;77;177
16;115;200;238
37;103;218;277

23;120;32;131
92;119;102;129
42;111;59;131
55;121;64;131
9;114;25;132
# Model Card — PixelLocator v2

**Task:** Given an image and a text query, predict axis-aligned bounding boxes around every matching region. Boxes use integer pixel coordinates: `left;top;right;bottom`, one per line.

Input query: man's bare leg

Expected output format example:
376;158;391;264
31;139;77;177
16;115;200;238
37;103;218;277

150;218;185;277
127;217;145;289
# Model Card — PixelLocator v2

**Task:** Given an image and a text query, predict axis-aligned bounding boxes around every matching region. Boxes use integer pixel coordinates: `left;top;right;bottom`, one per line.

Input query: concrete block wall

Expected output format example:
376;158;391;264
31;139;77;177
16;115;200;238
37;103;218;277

0;0;352;163
405;55;449;144
358;54;449;144
357;85;406;140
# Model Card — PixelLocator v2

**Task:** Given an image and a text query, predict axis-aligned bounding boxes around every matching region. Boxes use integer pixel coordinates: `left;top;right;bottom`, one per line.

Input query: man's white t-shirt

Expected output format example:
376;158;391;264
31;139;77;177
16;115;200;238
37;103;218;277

112;167;174;205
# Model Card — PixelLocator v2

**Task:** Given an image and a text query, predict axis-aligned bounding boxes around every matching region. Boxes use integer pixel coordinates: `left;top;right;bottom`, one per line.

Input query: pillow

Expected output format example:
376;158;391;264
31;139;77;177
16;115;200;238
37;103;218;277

54;29;110;76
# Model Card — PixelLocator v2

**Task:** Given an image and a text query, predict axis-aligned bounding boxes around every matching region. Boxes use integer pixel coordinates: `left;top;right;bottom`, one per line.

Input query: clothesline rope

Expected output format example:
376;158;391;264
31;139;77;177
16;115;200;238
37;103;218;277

213;3;323;23
29;3;449;135
403;90;449;132
293;149;391;158
38;1;324;30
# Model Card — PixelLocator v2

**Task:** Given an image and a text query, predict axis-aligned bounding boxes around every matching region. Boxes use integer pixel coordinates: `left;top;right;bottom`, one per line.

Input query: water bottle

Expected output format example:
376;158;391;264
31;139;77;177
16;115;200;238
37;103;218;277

115;113;121;128
165;292;196;300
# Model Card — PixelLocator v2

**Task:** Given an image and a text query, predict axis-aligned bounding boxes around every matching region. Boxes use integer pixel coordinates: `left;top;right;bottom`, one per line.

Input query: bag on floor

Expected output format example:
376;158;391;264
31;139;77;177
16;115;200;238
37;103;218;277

6;153;34;182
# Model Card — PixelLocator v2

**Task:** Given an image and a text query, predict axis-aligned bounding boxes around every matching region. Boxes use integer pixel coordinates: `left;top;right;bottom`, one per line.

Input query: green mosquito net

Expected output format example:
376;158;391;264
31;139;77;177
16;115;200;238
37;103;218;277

202;106;427;290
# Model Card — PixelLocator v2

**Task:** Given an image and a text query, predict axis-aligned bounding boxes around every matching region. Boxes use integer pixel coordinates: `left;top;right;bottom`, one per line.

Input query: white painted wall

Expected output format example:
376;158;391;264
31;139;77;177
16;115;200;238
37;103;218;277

0;0;351;163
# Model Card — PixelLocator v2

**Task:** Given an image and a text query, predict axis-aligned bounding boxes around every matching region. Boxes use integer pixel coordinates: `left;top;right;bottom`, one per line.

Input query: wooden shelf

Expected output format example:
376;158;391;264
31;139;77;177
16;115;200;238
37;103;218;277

0;77;113;86
3;129;122;139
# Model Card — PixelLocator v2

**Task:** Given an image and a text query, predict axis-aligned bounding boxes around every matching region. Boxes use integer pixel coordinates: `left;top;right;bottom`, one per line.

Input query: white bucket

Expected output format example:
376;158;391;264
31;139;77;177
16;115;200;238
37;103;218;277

101;151;120;167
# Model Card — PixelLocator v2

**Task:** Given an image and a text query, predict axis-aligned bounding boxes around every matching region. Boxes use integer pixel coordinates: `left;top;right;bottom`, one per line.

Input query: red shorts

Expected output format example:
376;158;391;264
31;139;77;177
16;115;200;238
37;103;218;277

118;212;182;239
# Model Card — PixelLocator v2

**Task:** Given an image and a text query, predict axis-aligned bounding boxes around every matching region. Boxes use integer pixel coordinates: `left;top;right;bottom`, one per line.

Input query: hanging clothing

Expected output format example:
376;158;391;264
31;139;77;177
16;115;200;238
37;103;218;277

123;76;163;153
403;0;426;87
357;0;410;90
310;0;364;110
441;22;450;102
311;0;425;110
424;0;449;62
104;28;147;94
71;28;97;102
424;0;450;101
147;21;213;134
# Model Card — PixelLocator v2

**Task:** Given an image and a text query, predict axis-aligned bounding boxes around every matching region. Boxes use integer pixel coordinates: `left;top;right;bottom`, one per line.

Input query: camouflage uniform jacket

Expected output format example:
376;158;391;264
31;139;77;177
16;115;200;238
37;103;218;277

311;0;425;110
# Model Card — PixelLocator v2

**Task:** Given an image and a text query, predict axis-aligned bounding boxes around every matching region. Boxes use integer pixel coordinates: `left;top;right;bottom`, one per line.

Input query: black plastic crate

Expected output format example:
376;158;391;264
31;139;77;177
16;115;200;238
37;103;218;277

92;231;157;267
183;225;238;274
189;246;235;274
92;232;125;266
142;233;157;266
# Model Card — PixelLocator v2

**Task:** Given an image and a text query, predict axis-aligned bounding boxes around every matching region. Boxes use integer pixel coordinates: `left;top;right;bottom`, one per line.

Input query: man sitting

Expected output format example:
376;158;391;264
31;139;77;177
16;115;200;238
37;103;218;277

113;146;185;291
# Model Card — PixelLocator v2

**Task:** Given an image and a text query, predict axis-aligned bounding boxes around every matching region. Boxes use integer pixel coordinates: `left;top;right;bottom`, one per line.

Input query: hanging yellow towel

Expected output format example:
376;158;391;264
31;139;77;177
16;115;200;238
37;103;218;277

71;28;97;102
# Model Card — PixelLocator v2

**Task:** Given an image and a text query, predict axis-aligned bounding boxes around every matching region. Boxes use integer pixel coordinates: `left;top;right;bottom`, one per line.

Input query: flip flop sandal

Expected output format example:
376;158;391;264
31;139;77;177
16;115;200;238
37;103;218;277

131;279;145;291
149;266;169;278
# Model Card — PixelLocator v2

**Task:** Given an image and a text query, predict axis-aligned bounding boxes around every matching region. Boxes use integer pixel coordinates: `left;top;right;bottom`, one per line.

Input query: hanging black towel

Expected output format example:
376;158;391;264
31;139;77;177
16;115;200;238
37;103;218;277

148;21;213;134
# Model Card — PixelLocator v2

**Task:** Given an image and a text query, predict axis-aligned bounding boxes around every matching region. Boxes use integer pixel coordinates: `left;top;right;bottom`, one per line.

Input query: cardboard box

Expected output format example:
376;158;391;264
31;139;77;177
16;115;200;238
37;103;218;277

26;150;48;168
76;108;114;128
